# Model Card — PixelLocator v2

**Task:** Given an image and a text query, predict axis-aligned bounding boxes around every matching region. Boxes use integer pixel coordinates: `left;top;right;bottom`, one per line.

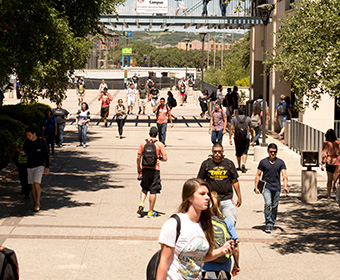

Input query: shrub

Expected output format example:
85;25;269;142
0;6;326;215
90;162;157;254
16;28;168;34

0;129;15;170
0;115;27;141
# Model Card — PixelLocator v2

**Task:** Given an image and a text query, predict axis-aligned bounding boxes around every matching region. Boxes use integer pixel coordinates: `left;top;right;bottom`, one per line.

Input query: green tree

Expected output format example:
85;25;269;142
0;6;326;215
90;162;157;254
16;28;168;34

205;32;250;86
266;0;340;110
0;0;123;102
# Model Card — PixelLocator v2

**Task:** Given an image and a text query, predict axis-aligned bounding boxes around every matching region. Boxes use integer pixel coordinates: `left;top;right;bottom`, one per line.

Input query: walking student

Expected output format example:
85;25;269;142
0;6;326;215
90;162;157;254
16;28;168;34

156;178;234;279
321;129;340;199
254;143;289;233
42;108;57;154
149;85;160;114
199;89;209;118
52;102;69;147
229;106;253;173
274;94;292;139
98;87;113;127
98;79;107;94
198;143;242;224
153;97;173;145
209;101;227;145
76;102;90;148
76;79;85;105
126;83;137;114
22;127;49;212
137;127;167;217
115;99;127;139
137;84;148;115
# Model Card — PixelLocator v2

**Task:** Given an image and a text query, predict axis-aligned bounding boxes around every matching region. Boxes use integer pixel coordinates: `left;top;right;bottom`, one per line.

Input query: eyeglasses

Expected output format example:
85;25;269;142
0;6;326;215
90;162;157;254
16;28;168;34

269;151;277;154
213;150;223;154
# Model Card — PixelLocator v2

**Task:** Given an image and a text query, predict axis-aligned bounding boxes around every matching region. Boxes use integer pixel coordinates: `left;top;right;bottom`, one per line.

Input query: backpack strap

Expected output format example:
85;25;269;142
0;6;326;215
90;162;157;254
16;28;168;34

0;247;19;280
170;214;181;243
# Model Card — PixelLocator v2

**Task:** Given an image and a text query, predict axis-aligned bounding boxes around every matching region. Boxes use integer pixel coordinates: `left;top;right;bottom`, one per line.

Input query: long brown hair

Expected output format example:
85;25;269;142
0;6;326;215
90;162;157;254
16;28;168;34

177;178;215;253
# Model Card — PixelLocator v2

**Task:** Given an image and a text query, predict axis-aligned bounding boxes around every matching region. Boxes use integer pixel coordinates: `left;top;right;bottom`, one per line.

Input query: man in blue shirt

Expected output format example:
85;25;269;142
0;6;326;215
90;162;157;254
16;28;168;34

254;143;289;232
275;94;292;139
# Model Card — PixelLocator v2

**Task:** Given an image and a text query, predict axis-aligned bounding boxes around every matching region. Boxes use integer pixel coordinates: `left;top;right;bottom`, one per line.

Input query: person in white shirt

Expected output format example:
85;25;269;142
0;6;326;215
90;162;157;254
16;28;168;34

98;79;108;94
126;83;137;114
156;178;234;280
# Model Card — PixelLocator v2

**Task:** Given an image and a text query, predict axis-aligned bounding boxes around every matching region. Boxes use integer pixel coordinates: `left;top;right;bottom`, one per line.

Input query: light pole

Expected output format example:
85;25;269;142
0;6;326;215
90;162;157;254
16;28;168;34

184;38;190;79
257;3;275;146
199;32;207;91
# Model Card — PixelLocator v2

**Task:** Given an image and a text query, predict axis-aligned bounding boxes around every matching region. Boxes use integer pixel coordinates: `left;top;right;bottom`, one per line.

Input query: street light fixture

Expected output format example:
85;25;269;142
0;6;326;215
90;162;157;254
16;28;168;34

184;38;190;80
199;32;207;91
257;3;275;146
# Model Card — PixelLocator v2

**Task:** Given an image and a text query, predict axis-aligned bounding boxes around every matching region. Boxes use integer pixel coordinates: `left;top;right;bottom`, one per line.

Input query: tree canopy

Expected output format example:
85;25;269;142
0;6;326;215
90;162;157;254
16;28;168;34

266;0;340;110
0;0;123;102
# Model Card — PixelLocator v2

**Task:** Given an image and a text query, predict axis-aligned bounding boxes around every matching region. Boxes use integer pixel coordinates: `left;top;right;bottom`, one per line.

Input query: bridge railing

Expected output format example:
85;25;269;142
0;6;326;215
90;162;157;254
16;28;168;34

285;118;324;164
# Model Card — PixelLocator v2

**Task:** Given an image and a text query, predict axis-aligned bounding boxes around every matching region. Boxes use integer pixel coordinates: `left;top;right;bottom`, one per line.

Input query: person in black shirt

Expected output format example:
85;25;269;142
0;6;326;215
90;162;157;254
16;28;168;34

197;143;242;224
230;86;239;113
254;143;289;233
149;85;160;115
52;102;69;147
22;127;49;212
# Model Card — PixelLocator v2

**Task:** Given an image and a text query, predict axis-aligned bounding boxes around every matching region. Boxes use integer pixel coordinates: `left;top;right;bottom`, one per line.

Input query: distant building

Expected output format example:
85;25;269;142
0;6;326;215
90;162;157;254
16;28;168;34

178;39;230;52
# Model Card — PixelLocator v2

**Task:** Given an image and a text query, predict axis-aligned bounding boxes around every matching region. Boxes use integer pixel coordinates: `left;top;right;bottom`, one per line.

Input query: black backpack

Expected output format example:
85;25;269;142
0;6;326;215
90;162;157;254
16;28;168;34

146;214;181;280
142;139;158;167
0;246;19;280
172;98;177;108
277;101;287;115
234;115;248;140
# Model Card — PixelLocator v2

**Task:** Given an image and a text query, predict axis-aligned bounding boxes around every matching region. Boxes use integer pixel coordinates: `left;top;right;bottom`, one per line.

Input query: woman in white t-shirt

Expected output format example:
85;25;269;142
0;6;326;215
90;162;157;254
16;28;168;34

156;178;234;280
76;102;90;148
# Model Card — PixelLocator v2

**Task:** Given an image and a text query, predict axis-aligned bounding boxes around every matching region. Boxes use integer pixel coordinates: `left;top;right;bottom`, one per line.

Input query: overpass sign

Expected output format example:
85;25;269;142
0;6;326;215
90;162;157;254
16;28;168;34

136;0;168;14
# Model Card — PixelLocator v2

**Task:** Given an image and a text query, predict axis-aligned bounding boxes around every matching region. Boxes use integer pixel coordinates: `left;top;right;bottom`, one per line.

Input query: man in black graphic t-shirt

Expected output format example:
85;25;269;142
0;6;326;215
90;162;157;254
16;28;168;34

197;143;242;224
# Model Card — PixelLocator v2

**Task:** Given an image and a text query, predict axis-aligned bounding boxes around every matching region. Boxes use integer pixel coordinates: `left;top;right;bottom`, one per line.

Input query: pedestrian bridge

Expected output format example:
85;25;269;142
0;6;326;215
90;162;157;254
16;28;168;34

101;0;262;32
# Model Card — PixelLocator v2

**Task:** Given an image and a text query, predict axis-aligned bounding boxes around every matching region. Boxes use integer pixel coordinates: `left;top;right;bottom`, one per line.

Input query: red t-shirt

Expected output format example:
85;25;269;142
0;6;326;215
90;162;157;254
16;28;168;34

100;94;112;108
156;105;170;124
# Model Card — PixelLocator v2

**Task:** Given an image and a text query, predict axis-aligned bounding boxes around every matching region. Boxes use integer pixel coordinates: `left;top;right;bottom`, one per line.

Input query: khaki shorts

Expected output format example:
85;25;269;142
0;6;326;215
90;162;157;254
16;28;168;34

27;166;44;184
139;99;147;107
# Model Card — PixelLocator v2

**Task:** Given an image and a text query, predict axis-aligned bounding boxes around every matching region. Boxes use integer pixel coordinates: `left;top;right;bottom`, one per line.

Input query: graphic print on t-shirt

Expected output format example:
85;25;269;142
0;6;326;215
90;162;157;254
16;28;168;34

208;166;229;181
177;236;209;279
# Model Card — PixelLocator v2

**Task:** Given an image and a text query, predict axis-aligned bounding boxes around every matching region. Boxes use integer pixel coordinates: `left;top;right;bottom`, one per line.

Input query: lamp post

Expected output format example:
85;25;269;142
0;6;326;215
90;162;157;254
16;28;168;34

257;3;275;146
184;38;190;79
199;32;207;91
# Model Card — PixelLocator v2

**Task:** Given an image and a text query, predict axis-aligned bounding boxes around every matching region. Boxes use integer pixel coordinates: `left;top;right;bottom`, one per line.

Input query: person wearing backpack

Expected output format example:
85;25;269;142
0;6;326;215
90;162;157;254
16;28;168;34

137;127;167;218
209;101;227;145
202;191;240;279
275;94;292;139
167;91;177;121
153;97;173;145
197;143;241;225
156;178;234;280
229;106;253;173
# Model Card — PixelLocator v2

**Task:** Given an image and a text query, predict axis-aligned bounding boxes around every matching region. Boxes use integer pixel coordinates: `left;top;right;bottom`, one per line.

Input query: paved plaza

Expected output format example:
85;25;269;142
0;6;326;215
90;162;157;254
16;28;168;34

1;89;340;279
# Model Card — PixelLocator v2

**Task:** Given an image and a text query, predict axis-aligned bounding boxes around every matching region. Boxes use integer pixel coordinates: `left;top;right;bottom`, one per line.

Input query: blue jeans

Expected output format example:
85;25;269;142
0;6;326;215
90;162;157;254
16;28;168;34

57;124;65;145
202;0;208;16
254;125;262;145
263;188;280;226
211;129;223;145
220;199;237;225
78;124;88;145
220;0;226;16
157;123;167;145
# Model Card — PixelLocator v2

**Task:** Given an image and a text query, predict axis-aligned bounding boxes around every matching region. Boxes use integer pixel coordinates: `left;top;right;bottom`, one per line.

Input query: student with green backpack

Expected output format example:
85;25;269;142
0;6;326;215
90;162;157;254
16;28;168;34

202;191;240;279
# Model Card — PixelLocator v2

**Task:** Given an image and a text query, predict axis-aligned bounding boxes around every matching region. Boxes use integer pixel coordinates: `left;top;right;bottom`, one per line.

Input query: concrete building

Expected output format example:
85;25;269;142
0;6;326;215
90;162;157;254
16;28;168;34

178;40;230;52
249;0;335;133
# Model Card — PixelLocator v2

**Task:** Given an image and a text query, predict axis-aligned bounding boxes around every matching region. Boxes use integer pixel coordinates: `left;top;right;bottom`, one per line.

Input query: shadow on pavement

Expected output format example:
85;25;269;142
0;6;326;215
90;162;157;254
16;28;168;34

269;183;340;254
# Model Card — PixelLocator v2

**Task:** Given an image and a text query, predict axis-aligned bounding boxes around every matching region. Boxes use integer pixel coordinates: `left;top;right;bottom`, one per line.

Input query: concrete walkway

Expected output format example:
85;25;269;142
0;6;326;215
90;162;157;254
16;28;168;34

1;88;340;280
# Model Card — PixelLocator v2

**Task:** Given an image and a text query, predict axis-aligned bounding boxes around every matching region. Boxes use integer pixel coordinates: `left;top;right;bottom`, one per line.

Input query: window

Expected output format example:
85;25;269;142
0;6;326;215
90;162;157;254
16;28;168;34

286;0;295;10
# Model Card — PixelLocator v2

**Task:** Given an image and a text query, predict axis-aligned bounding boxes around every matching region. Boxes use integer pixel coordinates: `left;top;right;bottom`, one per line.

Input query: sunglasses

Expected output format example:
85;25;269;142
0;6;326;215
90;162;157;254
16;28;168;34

269;151;277;154
213;150;223;154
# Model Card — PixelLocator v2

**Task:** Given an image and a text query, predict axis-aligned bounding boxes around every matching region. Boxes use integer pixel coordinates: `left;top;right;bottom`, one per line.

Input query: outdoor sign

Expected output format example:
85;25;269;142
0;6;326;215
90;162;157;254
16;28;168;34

123;31;132;37
122;48;132;55
136;0;168;14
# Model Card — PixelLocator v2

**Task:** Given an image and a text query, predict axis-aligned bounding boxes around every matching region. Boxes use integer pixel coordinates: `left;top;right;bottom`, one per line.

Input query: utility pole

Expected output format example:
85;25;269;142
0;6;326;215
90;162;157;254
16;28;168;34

213;35;216;69
207;33;210;68
221;33;224;69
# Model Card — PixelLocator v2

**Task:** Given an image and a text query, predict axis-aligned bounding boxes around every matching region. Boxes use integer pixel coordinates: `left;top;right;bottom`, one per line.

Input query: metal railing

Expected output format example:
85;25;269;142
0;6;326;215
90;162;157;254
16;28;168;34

334;120;340;138
285;118;324;164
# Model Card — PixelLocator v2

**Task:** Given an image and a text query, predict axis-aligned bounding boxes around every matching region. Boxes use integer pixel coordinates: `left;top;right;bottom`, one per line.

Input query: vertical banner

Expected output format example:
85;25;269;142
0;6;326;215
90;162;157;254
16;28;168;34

136;0;168;14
